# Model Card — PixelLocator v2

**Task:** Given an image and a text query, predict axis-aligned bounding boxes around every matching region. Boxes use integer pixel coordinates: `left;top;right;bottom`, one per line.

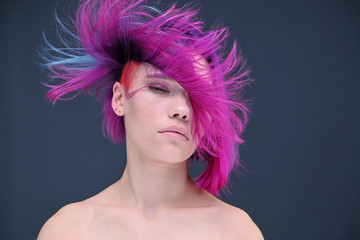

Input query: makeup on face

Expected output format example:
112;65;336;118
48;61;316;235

144;77;189;99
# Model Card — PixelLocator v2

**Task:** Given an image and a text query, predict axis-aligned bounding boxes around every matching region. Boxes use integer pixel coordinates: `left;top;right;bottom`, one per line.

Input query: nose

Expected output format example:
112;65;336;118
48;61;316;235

168;94;191;121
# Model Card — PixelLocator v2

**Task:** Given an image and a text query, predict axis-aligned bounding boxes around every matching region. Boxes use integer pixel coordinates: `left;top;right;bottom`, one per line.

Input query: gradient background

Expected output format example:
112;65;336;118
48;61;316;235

1;0;359;239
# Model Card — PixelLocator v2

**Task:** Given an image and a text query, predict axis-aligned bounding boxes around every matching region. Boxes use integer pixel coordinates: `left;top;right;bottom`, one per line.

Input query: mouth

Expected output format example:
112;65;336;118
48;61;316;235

158;125;190;141
159;131;189;141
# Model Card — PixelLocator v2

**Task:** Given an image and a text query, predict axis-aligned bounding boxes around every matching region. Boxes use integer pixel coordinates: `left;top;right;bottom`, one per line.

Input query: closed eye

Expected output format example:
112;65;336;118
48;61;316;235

149;86;169;93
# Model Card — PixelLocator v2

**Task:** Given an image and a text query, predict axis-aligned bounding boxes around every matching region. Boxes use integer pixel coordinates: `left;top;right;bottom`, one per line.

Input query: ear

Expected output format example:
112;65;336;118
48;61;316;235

111;81;125;116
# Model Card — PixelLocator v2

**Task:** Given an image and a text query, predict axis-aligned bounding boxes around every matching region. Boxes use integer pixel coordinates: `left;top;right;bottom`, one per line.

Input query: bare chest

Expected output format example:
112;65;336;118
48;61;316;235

80;208;231;240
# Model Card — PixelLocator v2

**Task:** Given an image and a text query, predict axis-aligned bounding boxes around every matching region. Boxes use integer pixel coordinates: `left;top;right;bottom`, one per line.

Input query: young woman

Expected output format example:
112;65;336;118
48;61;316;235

37;0;264;239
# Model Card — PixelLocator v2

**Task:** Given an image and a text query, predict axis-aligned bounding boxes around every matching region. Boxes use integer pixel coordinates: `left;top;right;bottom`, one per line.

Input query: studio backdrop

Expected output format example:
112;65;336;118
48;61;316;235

1;0;359;239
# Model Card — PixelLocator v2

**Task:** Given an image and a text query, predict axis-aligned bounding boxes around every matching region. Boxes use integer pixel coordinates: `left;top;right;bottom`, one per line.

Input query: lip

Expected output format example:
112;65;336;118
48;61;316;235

158;125;189;140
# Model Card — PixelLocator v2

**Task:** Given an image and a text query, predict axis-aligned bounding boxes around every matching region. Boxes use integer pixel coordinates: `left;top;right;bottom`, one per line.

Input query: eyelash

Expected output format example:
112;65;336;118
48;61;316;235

149;86;169;93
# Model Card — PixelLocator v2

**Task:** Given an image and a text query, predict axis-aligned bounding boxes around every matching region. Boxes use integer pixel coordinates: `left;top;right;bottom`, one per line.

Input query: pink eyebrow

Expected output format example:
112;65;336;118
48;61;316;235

147;72;171;79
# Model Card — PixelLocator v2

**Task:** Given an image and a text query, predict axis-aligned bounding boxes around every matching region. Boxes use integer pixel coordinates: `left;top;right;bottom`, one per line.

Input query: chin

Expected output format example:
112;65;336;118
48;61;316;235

151;149;192;164
158;154;189;164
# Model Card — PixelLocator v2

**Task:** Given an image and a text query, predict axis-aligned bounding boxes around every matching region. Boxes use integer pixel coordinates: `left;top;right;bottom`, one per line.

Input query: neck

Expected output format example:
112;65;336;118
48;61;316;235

116;144;198;215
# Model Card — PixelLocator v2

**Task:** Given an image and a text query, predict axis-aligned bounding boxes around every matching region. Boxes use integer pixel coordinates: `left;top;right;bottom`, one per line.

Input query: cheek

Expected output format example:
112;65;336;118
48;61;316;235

188;140;198;156
124;95;161;142
125;95;156;122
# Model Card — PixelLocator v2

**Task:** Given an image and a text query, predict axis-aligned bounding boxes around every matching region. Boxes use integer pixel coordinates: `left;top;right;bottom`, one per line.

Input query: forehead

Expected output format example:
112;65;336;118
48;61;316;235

193;55;210;79
126;56;211;90
129;62;179;87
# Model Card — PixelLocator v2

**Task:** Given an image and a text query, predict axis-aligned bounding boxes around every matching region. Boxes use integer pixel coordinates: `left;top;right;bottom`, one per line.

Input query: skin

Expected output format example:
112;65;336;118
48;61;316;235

37;62;264;240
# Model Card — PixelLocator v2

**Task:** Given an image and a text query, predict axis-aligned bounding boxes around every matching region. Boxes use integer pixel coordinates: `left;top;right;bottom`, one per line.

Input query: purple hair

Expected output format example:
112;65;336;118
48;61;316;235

39;0;252;196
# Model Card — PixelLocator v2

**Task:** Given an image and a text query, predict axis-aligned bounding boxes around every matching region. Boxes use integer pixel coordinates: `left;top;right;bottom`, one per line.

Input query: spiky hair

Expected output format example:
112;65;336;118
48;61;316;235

39;0;252;196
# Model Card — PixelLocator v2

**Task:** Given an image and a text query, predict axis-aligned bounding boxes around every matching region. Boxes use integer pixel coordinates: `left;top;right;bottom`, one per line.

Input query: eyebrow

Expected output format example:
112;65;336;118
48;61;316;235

145;74;189;95
146;74;176;85
147;72;171;79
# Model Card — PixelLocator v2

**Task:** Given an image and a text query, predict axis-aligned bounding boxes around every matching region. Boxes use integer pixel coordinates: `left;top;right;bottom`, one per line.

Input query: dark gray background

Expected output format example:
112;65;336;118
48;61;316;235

1;0;359;239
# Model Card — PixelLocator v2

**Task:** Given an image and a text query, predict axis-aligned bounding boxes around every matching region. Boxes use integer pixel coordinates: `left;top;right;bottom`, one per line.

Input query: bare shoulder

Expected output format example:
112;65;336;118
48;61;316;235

213;199;264;240
227;206;264;240
37;201;91;240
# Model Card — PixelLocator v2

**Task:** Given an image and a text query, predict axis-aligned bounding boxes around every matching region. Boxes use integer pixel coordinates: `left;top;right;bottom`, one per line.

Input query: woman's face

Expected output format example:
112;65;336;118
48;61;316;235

112;62;198;164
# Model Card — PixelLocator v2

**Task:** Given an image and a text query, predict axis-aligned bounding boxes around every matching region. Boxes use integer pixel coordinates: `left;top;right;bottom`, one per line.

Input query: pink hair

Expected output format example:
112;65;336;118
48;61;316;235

39;0;253;196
